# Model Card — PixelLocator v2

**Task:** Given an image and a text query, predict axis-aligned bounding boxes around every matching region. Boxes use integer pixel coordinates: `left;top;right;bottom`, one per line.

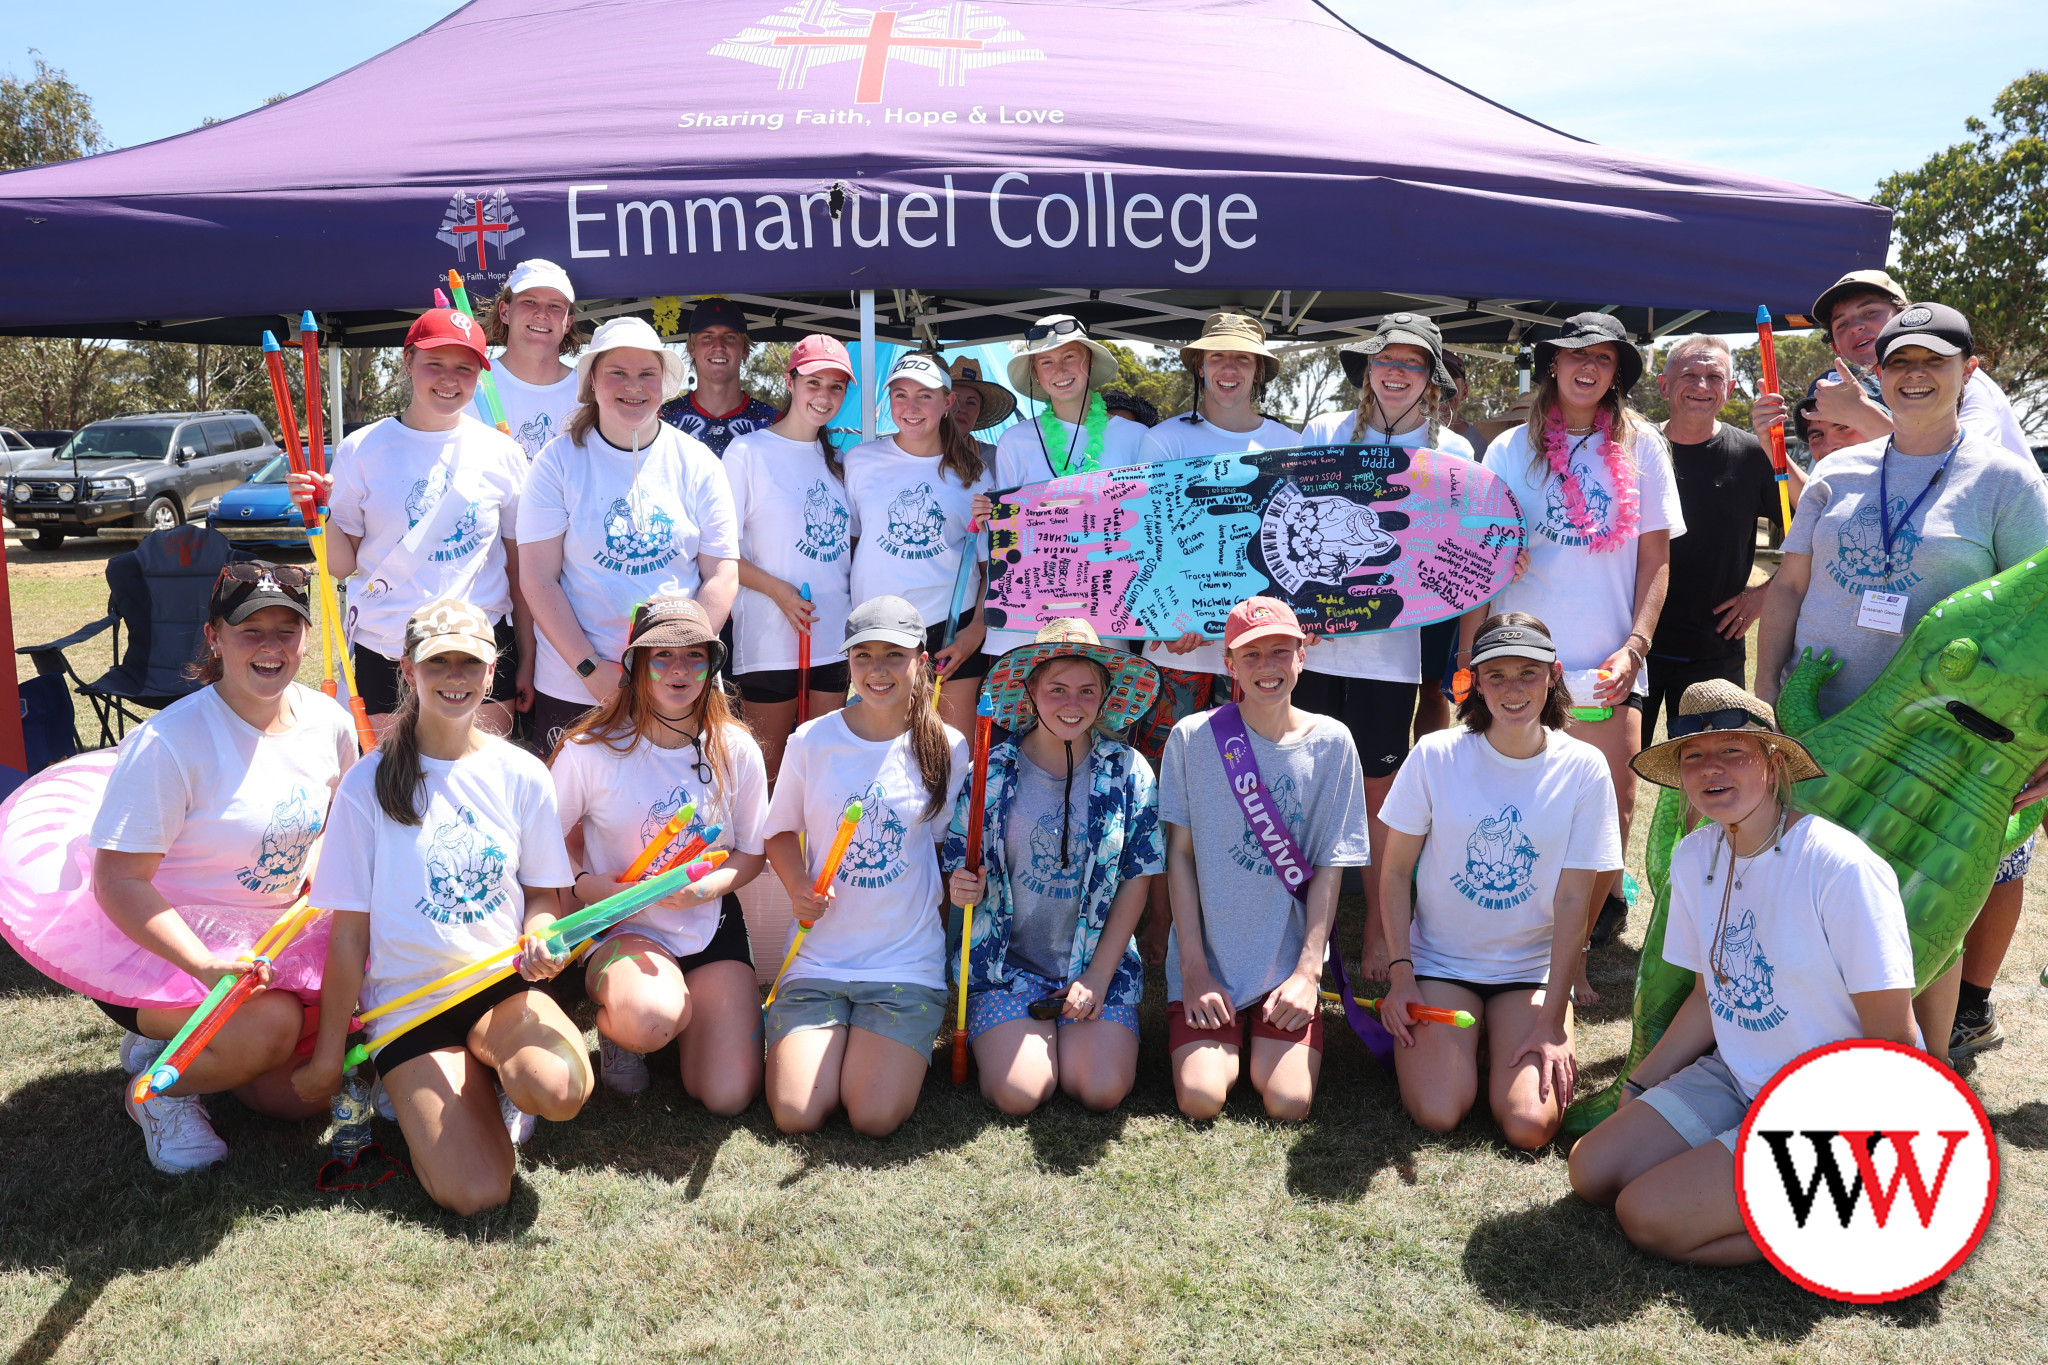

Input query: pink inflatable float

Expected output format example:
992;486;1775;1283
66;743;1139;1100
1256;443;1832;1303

0;751;331;1009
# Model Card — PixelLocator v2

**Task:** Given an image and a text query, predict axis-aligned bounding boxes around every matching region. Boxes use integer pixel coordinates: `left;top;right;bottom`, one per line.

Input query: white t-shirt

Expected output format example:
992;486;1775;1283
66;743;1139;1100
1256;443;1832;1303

762;710;970;989
312;738;573;1021
843;437;992;633
1121;414;1306;675
519;425;740;699
551;726;770;958
723;429;858;674
1962;368;2032;463
1483;424;1687;693
487;364;580;460
1665;814;1916;1100
983;414;1163;659
90;684;358;910
327;416;526;657
1296;419;1478;684
1378;727;1620;984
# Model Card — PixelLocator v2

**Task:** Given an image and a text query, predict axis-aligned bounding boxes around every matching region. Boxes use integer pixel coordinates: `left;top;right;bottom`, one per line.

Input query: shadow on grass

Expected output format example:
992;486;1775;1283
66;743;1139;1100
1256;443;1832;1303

0;1065;537;1364
1460;1195;1944;1338
1990;1099;2048;1149
0;944;75;1004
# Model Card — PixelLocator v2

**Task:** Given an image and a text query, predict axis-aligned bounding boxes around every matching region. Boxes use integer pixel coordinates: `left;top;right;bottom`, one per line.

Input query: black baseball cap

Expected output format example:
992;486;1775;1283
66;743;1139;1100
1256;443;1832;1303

1874;302;1973;364
210;560;312;625
1470;622;1557;669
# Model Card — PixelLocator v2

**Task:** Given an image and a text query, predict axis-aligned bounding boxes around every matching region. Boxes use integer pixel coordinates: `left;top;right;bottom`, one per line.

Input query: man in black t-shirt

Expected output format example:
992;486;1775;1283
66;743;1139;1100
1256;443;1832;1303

1645;336;1797;742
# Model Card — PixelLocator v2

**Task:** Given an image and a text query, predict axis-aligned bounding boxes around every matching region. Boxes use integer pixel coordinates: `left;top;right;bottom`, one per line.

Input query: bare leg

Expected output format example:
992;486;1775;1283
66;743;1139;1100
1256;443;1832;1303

676;959;763;1116
1913;957;1963;1065
1615;1142;1758;1265
1055;1019;1138;1112
1246;1033;1321;1122
1565;705;1643;1004
467;986;593;1123
1485;988;1571;1150
1960;878;2025;990
136;988;316;1116
1360;772;1395;977
973;1016;1058;1115
587;935;689;1054
766;1025;846;1133
838;1028;929;1137
1171;1036;1239;1121
1391;980;1484;1134
384;1046;518;1216
1567;1091;1693;1207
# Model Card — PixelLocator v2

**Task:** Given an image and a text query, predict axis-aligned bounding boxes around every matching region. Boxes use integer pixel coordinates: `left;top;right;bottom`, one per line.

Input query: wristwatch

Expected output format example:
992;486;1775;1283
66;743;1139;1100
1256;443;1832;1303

575;656;599;679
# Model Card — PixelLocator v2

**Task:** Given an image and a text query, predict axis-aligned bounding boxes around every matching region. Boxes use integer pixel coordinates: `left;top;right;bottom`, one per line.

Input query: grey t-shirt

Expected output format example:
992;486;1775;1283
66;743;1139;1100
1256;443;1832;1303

1004;746;1091;980
1782;434;2048;717
1159;710;1371;1008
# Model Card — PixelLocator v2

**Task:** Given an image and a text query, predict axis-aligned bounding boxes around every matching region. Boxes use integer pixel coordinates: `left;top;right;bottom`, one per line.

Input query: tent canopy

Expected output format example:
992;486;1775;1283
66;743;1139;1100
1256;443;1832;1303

0;0;1889;348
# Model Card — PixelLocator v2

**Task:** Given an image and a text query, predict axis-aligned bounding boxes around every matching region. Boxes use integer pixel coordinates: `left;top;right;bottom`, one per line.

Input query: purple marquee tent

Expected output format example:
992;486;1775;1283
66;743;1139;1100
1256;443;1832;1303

0;0;1887;350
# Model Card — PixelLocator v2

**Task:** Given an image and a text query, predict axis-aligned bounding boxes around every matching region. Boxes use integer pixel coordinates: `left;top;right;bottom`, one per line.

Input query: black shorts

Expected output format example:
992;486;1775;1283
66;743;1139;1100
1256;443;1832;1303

371;971;562;1078
531;689;598;758
91;997;142;1033
1414;975;1548;1002
1644;653;1746;744
736;662;851;705
927;617;991;682
561;893;754;1003
354;616;518;714
1291;672;1416;779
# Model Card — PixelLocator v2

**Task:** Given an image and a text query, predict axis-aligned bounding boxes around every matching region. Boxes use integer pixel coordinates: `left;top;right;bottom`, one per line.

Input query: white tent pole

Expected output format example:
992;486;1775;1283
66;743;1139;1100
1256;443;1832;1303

328;340;343;442
859;289;877;441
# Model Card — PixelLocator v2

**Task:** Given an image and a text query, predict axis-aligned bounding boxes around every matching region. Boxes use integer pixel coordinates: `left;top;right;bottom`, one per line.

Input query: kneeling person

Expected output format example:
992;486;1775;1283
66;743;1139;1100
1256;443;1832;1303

1567;680;1919;1265
945;621;1163;1115
1162;598;1371;1121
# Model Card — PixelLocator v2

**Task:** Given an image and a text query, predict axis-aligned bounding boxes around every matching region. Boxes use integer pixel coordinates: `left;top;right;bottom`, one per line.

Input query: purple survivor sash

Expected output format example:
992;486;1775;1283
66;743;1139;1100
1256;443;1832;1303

1209;704;1395;1072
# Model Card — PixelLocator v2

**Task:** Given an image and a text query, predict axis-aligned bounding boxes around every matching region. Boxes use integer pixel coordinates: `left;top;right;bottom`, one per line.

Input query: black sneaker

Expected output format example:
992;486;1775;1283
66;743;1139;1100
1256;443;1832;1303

1589;894;1628;948
1949;1001;2005;1061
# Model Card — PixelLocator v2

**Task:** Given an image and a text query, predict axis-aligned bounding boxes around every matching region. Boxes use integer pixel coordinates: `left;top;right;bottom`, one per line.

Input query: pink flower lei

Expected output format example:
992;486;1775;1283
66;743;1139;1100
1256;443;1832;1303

1542;408;1639;553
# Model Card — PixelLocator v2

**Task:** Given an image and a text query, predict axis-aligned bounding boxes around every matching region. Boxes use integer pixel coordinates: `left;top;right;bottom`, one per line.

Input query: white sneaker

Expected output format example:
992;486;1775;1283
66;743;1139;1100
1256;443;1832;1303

497;1083;536;1148
370;1076;396;1122
598;1038;650;1096
125;1087;228;1174
120;1031;166;1077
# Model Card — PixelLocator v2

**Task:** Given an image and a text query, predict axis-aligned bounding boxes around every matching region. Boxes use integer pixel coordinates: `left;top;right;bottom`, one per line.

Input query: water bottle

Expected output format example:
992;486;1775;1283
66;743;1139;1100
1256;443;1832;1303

331;1069;373;1162
1563;667;1615;724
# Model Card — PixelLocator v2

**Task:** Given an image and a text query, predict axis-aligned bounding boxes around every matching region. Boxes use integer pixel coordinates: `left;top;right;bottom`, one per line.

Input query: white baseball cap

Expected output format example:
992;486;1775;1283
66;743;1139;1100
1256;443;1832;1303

505;258;575;304
887;352;952;391
575;316;687;401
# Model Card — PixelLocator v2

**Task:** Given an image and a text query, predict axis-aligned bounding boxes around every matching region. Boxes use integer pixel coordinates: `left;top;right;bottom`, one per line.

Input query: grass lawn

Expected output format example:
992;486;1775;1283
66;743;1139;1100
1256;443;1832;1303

1;544;2043;1363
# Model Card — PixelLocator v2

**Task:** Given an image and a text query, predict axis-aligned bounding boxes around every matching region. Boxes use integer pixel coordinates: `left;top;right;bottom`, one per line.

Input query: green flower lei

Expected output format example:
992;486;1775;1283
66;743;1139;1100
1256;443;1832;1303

1039;391;1109;477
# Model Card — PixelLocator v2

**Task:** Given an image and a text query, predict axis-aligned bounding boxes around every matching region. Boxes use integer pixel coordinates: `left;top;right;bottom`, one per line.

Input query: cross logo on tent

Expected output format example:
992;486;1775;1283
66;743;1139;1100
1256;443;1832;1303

436;189;526;268
712;1;1045;105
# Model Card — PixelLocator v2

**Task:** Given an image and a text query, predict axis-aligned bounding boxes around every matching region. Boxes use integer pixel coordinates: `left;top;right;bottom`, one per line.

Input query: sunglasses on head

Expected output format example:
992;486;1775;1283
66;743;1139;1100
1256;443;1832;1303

1025;318;1085;342
1667;706;1770;740
216;562;311;597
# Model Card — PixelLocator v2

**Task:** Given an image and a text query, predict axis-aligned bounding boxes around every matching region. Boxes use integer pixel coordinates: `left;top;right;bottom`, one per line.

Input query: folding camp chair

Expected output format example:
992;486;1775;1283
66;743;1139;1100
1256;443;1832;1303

15;525;249;749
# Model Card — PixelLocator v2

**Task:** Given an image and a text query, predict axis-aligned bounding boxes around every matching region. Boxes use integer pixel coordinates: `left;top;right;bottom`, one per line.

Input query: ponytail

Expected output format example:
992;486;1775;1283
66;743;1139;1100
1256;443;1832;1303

906;662;955;823
374;681;429;826
935;411;985;489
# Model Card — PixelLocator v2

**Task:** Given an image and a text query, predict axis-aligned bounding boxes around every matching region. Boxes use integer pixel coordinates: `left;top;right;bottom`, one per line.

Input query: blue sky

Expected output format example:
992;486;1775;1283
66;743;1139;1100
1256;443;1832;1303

6;1;2042;197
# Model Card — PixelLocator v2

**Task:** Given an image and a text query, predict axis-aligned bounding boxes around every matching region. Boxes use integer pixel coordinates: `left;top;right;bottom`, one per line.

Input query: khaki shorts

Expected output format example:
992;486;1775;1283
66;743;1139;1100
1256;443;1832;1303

764;979;948;1061
1640;1052;1752;1153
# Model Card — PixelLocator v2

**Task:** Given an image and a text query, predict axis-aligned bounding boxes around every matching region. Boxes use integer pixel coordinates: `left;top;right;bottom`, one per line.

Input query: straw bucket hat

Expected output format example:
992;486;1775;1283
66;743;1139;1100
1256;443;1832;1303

1007;315;1120;400
946;355;1017;430
983;619;1161;735
1180;312;1279;385
1630;679;1823;789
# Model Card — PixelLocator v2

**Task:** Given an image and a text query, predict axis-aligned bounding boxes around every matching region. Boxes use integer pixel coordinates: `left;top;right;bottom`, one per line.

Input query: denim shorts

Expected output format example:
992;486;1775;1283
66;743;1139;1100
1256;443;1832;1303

764;979;948;1059
965;966;1140;1041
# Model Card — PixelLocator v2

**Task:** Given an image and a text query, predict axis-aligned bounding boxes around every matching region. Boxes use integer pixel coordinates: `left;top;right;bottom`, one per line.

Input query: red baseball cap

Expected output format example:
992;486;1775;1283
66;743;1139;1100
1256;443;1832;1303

1224;596;1307;649
788;334;854;379
404;308;492;368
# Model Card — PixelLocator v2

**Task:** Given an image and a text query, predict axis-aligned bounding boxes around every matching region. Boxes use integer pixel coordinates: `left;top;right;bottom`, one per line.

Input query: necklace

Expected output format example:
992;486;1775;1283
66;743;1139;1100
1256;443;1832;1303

1707;805;1790;985
650;710;714;784
1037;391;1109;477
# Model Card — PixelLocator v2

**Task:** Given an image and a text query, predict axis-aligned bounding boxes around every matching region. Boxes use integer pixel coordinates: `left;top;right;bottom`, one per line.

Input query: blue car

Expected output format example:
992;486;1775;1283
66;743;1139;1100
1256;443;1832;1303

206;451;323;551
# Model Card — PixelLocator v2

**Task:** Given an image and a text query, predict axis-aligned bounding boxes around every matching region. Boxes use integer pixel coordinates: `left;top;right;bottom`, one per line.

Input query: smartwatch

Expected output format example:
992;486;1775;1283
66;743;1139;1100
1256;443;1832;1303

575;656;599;679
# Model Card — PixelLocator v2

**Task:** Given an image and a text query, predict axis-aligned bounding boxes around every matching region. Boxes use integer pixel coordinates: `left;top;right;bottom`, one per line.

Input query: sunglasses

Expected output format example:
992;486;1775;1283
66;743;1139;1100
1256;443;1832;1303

1367;356;1431;374
1025;318;1084;342
1667;706;1770;740
215;561;312;598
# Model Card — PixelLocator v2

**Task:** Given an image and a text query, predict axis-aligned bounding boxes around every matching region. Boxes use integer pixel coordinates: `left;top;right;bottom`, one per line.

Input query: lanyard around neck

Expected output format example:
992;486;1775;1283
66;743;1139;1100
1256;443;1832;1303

1876;431;1962;573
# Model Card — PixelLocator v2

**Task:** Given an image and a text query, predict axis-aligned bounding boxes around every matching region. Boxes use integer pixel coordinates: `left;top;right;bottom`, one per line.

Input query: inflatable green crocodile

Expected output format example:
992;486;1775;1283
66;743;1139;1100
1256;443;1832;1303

1564;554;2048;1135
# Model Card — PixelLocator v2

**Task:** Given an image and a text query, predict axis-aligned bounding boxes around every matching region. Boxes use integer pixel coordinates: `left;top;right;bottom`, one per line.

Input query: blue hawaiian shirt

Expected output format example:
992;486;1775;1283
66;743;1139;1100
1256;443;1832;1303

941;735;1162;1006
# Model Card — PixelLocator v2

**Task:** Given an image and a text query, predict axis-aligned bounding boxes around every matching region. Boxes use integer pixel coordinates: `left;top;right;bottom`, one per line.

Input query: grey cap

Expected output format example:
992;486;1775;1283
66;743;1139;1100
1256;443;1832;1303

843;595;927;650
1470;622;1557;669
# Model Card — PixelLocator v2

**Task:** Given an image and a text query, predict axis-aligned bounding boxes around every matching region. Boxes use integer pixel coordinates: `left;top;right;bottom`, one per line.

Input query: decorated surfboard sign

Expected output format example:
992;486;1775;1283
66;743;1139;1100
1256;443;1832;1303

984;444;1526;641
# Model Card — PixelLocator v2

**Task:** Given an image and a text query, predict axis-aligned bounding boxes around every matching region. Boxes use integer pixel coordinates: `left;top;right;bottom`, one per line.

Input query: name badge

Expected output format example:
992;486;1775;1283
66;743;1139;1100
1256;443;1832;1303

1857;589;1908;634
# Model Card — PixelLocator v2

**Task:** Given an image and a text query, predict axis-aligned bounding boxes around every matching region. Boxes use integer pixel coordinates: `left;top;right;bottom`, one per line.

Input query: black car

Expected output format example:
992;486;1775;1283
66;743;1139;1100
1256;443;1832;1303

5;410;278;550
